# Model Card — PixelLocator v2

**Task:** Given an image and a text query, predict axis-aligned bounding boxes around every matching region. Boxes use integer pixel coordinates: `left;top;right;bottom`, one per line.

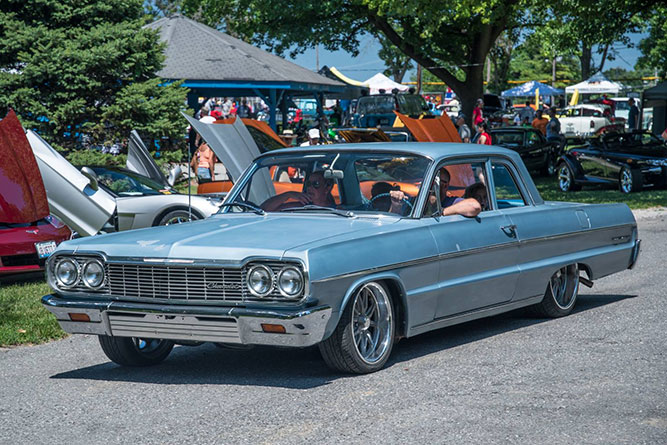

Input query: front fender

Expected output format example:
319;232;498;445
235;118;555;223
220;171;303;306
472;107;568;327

559;154;584;180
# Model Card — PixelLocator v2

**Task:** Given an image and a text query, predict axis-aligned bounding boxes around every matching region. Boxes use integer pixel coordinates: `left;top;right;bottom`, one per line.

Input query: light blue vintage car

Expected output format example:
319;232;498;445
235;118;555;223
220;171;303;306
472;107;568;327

42;143;641;374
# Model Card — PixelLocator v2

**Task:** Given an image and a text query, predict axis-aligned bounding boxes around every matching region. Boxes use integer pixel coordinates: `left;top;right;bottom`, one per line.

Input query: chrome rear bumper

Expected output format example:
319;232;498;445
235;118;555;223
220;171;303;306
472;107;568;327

628;239;641;269
42;295;332;348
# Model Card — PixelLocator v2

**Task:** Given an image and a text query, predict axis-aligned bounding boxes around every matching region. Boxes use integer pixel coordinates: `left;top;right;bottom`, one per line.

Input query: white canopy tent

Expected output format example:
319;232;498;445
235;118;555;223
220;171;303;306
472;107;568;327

364;73;409;95
565;72;622;95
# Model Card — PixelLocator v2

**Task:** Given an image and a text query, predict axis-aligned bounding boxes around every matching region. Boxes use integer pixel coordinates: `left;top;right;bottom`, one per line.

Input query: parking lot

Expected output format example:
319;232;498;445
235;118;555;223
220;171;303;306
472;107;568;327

1;214;665;445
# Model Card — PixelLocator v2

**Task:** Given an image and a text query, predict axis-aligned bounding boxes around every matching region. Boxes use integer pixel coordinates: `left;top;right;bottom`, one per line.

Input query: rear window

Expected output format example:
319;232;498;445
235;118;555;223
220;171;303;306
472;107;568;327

397;95;427;115
357;96;395;114
492;131;523;146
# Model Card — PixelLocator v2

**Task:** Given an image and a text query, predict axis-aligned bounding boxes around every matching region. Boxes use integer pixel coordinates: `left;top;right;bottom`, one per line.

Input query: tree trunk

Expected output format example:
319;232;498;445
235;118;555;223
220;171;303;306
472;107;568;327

580;44;592;80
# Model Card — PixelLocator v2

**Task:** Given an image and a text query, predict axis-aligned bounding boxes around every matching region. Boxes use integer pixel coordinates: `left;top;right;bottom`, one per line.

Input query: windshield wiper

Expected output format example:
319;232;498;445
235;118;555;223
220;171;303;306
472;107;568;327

218;202;266;215
281;205;355;218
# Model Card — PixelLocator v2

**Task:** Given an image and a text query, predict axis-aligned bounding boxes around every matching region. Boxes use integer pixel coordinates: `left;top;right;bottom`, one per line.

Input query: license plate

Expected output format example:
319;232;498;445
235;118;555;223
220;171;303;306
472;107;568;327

35;241;57;259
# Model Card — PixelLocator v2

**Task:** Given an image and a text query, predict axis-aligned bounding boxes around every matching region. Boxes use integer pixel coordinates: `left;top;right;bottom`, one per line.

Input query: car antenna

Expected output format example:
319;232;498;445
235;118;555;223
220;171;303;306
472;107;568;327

188;145;192;221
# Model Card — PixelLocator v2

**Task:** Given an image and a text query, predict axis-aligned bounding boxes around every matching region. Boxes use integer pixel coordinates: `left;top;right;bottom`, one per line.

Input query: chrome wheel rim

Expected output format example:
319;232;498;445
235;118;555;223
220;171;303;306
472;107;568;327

132;338;165;354
351;283;393;364
165;215;196;225
550;265;579;310
558;166;571;191
620;170;633;193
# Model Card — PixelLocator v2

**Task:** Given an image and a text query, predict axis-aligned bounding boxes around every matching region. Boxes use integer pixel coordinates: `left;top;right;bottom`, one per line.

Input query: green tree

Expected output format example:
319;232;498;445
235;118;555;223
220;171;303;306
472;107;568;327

637;6;667;79
377;35;413;83
509;33;580;89
0;0;189;150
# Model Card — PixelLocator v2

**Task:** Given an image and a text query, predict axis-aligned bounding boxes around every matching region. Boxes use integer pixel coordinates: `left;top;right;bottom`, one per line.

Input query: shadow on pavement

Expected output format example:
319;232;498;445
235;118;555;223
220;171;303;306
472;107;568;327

50;293;634;388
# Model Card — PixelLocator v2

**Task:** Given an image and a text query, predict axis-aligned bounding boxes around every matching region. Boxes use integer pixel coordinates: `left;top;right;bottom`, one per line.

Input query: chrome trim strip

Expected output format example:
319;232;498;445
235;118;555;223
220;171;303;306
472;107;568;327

408;295;544;337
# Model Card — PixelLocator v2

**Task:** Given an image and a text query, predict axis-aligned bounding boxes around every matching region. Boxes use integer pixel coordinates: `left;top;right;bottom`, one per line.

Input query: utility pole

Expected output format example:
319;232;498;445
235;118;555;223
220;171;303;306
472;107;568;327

417;64;422;95
552;57;557;86
486;56;491;92
316;46;319;72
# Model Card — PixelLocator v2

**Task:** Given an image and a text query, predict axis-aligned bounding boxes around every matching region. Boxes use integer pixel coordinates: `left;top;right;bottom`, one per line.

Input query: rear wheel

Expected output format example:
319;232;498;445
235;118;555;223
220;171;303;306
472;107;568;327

619;167;643;194
157;209;200;226
542;155;557;176
557;162;581;192
532;264;580;318
319;282;395;374
98;335;174;366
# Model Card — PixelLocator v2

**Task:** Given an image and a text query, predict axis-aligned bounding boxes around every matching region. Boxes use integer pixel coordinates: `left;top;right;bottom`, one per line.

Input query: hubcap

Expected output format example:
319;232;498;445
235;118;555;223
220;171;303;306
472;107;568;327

165;215;196;225
558;166;571;191
133;338;164;354
351;283;393;364
550;265;579;310
621;170;633;193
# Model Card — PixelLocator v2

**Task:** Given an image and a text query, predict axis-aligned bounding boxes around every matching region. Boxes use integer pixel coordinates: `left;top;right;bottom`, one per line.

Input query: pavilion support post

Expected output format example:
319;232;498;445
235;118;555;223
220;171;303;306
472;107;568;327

314;92;325;125
281;93;288;132
268;89;277;132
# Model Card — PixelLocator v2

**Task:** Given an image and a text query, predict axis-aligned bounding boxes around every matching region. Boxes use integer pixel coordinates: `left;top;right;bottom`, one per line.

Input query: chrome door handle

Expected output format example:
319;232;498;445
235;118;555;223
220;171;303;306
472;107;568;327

501;224;517;238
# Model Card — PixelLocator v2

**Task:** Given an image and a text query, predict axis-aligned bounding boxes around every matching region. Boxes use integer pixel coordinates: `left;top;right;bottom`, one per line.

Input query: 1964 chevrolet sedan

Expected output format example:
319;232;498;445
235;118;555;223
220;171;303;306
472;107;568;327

42;143;641;374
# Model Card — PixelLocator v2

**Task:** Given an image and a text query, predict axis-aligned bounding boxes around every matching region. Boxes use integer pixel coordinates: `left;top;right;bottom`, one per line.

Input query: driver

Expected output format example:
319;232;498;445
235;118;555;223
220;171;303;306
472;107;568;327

261;170;335;211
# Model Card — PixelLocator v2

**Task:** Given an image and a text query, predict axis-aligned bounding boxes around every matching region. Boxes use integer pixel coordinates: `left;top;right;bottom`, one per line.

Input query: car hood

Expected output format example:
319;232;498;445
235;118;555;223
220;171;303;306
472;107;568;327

125;130;169;187
0;111;50;223
58;212;400;262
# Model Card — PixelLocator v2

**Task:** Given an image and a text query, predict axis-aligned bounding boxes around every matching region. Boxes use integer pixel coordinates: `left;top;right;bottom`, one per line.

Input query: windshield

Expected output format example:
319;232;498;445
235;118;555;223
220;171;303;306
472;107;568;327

225;151;432;216
91;167;170;196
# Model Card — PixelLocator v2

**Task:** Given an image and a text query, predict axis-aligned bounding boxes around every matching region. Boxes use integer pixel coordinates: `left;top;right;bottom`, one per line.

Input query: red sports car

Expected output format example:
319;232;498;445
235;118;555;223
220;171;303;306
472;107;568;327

0;111;71;276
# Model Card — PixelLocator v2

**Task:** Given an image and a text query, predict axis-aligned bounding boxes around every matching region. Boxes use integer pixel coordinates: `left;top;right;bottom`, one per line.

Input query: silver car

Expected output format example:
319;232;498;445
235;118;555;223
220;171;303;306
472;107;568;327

26;130;220;236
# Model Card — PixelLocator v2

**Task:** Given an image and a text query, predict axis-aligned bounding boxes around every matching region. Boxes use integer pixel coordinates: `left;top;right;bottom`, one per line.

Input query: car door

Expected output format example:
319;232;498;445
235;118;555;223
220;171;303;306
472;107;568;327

425;160;520;320
26;130;116;237
572;145;608;181
523;130;547;169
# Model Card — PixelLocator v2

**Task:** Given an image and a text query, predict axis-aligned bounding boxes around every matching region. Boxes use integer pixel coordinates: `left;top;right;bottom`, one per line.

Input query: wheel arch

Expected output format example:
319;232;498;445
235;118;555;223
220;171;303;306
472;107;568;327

151;206;204;226
558;154;584;179
338;273;409;339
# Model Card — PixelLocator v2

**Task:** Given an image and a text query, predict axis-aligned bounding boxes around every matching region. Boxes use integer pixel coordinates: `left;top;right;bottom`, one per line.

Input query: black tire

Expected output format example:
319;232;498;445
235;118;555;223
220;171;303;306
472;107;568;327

619;166;643;194
319;281;395;374
98;335;174;366
557;162;581;192
156;209;200;226
532;264;580;318
542;155;557;177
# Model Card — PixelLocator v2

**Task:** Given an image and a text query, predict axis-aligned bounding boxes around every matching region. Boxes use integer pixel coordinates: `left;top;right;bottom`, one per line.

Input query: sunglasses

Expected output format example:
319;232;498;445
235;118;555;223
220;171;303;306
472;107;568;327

307;180;324;189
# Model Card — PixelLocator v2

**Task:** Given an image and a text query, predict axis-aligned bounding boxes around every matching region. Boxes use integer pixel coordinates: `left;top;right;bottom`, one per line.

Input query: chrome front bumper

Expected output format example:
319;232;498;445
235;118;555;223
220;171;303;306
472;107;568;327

42;295;332;348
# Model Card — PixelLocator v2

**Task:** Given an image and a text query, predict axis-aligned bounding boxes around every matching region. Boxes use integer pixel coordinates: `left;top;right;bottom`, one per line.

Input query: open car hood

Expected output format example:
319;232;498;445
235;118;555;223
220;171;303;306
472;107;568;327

184;114;274;204
394;112;461;143
0;110;50;223
126;130;169;187
27;131;116;236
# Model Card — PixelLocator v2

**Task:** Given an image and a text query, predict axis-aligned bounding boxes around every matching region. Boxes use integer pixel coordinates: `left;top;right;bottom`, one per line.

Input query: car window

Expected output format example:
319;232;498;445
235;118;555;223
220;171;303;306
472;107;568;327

491;163;526;209
91;168;165;196
526;131;541;145
229;152;431;217
493;132;523;146
397;95;427;115
565;108;581;117
357;96;395;114
421;161;489;217
583;108;601;117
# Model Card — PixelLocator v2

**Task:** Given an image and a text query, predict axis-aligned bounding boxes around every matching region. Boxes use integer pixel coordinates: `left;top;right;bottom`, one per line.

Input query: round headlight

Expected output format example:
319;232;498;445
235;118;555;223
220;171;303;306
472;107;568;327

247;265;273;297
278;267;303;297
82;260;105;288
55;259;79;287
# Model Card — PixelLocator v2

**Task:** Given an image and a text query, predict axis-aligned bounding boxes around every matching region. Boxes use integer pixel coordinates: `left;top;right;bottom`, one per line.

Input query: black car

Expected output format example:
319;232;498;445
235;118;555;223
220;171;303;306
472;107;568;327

473;126;560;176
557;131;667;193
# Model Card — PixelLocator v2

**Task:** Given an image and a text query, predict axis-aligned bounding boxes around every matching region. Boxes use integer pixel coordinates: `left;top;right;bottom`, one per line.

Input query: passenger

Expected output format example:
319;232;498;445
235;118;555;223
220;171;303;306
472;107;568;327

426;168;482;217
464;182;489;211
261;170;334;211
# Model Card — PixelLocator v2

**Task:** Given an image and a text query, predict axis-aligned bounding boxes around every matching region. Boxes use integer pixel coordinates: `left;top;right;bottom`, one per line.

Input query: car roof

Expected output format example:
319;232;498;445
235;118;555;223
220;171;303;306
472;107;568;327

256;142;521;162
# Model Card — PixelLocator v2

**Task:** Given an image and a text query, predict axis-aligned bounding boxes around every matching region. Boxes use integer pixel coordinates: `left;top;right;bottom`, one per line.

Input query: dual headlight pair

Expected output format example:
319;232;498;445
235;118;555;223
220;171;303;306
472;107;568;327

246;265;303;299
54;258;105;289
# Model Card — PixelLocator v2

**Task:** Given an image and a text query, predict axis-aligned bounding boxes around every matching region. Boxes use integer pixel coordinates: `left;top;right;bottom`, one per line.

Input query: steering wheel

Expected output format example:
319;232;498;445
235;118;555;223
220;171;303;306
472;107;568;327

369;192;414;210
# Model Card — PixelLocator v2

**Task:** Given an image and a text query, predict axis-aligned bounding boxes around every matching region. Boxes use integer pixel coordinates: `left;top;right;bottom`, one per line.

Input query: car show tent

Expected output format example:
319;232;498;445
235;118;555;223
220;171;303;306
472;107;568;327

565;72;622;95
364;73;410;95
641;81;667;135
145;14;346;131
501;81;564;98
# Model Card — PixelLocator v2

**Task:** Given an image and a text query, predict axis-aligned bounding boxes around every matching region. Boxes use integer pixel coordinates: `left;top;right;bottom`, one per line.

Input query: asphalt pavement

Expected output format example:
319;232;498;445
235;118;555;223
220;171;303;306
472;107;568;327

1;214;665;445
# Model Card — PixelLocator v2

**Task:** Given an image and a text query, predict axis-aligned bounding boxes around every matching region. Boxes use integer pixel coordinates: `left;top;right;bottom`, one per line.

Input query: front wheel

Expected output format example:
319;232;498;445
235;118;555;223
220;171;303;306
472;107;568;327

532;264;580;318
98;335;174;366
319;282;395;374
157;209;200;226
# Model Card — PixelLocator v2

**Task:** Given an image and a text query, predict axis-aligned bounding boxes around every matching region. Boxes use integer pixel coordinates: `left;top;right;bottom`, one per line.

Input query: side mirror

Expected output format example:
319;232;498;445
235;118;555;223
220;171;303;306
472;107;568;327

167;165;182;187
323;169;344;180
80;167;99;191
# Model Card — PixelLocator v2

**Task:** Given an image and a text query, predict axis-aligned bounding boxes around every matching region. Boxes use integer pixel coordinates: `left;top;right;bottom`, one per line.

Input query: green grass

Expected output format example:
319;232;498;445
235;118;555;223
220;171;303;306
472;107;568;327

0;280;66;346
533;176;667;209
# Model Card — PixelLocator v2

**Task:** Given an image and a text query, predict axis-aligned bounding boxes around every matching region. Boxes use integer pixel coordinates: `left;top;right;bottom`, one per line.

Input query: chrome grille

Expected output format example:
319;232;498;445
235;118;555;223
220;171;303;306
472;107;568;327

107;263;245;302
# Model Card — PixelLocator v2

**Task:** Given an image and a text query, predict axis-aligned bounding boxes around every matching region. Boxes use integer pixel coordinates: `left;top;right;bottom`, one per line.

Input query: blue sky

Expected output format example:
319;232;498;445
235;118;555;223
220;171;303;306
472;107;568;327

289;33;647;83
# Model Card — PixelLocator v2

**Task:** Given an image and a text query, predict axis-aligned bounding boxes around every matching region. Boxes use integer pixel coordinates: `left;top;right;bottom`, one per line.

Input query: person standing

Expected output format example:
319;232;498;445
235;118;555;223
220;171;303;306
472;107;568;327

532;109;549;136
198;107;216;124
237;100;251;118
221;97;232;119
476;121;491;145
456;114;471;142
473;98;484;127
300;128;321;146
520;100;535;123
190;141;217;183
627;98;639;130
